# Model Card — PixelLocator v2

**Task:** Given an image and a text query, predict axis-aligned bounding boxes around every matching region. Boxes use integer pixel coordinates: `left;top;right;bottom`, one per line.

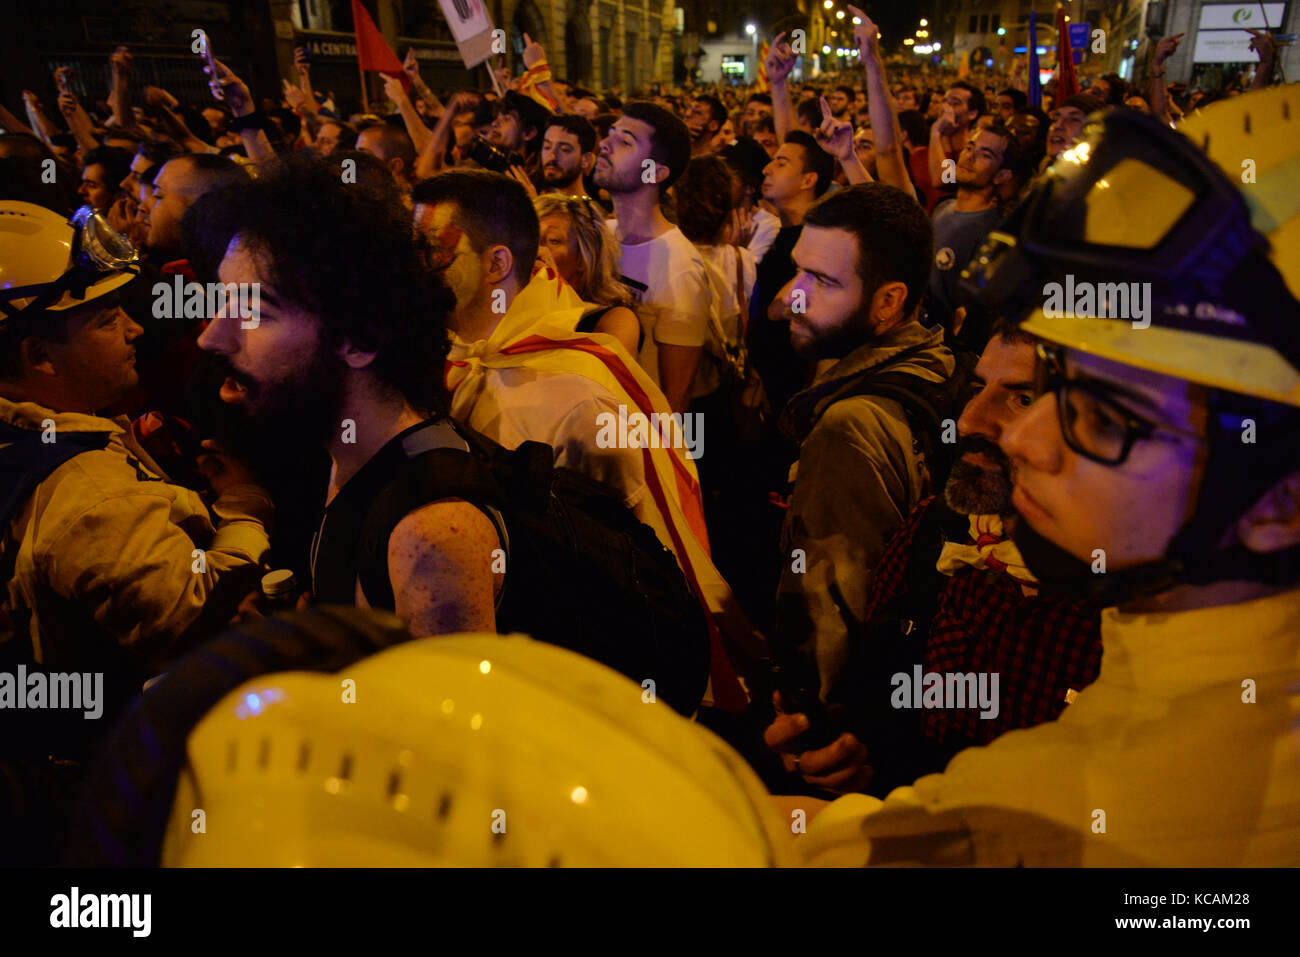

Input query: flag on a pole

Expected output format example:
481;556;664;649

1027;11;1042;108
351;0;409;88
756;40;770;91
1055;8;1079;101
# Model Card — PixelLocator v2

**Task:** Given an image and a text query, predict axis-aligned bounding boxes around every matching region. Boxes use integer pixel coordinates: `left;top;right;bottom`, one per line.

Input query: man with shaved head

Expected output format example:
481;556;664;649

356;123;417;191
144;153;241;267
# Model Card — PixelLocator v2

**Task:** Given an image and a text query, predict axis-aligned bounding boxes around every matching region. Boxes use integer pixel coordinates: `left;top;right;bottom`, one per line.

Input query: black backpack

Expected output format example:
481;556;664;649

310;417;712;715
826;497;977;797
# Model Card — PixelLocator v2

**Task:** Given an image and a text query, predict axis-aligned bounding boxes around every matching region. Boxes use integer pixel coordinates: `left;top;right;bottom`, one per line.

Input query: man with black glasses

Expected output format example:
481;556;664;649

796;91;1300;866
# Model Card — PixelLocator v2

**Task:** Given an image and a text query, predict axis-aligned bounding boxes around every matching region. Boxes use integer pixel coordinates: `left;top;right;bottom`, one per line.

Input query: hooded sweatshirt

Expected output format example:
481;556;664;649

775;320;955;699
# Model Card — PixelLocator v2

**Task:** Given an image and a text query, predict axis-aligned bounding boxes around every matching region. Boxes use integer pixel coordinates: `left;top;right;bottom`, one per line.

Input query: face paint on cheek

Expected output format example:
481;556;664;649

416;204;481;309
430;223;466;271
445;251;483;310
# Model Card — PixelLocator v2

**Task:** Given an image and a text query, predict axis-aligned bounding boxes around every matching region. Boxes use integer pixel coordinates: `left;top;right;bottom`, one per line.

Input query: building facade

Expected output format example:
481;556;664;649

943;0;1299;88
0;0;684;119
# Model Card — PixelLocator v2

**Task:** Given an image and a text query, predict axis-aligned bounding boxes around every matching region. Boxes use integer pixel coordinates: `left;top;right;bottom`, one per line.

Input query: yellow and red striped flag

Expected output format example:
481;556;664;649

756;40;770;91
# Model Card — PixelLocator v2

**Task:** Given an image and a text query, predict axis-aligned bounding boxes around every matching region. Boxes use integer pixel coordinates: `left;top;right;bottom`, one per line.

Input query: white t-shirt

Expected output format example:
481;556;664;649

748;208;782;264
694;243;758;397
609;222;712;395
698;243;757;345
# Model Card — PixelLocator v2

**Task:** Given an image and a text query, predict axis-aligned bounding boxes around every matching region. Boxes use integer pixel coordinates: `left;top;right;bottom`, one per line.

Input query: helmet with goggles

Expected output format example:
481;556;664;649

0;201;140;323
961;87;1300;599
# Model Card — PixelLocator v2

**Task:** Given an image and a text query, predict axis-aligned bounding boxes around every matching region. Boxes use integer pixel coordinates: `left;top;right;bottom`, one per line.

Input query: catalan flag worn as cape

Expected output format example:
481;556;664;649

445;269;750;712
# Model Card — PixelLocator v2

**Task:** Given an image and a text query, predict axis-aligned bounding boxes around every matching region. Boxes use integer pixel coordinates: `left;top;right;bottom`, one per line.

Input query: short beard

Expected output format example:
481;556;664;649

592;163;644;195
790;304;877;361
944;434;1015;516
542;165;580;189
215;339;350;452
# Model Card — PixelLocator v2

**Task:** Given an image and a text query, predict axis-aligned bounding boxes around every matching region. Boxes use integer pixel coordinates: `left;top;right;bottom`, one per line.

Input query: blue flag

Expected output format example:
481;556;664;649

1028;11;1041;108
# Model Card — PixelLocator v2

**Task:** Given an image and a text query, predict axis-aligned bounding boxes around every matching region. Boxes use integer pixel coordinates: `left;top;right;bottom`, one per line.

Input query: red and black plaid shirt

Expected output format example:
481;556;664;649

862;496;1104;747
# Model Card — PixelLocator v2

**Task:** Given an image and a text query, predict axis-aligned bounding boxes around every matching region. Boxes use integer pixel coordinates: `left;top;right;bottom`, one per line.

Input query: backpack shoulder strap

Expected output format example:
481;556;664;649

0;420;112;531
827;349;972;485
356;418;512;611
733;245;749;337
840;370;949;434
896;497;970;633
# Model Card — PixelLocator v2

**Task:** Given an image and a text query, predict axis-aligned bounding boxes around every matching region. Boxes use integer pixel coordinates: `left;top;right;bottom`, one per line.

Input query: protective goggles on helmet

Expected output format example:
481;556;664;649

0;205;140;322
961;107;1300;376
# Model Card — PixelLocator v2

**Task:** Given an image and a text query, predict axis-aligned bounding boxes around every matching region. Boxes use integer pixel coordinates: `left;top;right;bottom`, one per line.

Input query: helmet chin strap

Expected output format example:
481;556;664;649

1012;393;1300;605
1012;517;1300;606
1010;519;1180;605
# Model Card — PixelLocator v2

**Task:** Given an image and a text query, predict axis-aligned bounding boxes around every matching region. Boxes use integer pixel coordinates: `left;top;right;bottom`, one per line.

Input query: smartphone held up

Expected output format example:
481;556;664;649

196;30;224;100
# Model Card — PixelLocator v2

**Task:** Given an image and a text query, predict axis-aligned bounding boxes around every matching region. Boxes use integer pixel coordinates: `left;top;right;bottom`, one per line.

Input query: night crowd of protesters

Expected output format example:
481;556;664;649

1;7;1298;868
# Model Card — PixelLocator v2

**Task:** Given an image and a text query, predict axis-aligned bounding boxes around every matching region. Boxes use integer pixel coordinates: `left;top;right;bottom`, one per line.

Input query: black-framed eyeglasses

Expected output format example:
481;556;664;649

1033;342;1205;466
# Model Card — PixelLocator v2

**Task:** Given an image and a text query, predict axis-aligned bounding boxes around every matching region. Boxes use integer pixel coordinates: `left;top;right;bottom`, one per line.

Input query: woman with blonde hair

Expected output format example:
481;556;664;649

533;193;642;356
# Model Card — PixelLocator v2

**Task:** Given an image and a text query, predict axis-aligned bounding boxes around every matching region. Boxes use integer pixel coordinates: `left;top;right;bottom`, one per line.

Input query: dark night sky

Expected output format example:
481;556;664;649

779;0;939;54
854;1;933;46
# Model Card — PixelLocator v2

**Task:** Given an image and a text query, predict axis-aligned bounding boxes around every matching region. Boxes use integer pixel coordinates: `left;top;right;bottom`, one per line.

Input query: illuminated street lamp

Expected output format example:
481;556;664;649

745;23;757;83
920;18;928;27
835;10;844;19
823;0;832;7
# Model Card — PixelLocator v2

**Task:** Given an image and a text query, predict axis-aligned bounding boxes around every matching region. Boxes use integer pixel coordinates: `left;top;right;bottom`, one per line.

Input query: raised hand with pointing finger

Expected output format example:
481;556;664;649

814;96;855;163
403;47;421;80
1154;32;1185;68
848;5;879;59
383;73;409;106
1246;28;1277;89
765;32;797;85
522;32;546;69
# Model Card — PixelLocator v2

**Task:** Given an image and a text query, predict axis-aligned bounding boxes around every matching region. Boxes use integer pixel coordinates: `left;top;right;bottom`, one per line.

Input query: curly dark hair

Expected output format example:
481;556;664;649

189;152;453;414
673;155;734;245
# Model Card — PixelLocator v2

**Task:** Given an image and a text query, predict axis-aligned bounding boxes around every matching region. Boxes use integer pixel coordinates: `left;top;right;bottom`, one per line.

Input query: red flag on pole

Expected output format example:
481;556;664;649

351;0;408;86
1055;8;1079;101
